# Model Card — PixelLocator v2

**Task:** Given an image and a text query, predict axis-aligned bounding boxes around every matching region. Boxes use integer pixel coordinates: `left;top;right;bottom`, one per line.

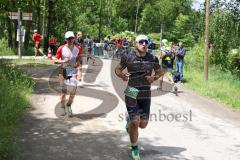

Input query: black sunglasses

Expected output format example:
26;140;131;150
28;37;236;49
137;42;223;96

138;39;149;45
66;37;74;40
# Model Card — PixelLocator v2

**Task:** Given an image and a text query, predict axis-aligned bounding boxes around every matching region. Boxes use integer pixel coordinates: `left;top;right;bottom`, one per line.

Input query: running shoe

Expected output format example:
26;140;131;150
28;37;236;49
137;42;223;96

130;147;140;160
65;105;73;117
125;116;130;133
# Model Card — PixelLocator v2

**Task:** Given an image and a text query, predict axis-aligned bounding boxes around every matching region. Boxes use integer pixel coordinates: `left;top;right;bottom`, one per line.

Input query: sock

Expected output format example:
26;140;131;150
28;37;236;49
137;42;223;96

66;103;71;107
131;144;138;150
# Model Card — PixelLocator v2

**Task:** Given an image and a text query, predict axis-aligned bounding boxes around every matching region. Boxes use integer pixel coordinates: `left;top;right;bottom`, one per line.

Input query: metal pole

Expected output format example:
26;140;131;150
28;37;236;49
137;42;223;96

18;8;22;59
204;0;210;81
160;23;163;45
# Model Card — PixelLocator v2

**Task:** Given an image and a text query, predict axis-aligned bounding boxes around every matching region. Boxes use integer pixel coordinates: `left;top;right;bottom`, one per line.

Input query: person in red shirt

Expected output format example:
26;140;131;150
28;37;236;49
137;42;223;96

32;29;45;57
54;31;82;117
48;35;57;55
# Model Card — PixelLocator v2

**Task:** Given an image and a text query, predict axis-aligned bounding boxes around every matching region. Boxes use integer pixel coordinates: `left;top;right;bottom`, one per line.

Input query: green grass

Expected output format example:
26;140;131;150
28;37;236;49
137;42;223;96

154;47;240;109
0;38;15;56
184;47;240;109
11;58;55;67
0;60;35;159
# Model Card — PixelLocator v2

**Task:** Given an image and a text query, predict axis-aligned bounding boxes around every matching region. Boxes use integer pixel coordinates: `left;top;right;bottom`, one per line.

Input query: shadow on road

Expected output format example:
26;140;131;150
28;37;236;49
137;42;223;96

13;113;188;160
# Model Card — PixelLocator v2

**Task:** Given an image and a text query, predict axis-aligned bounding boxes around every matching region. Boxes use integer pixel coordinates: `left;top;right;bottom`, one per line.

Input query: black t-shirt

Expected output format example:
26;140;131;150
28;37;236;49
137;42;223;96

77;37;84;46
120;50;160;92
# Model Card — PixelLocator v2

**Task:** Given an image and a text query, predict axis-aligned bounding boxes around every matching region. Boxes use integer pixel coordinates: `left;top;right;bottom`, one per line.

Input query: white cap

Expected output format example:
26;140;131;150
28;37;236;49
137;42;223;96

34;29;37;33
65;31;75;39
135;35;148;42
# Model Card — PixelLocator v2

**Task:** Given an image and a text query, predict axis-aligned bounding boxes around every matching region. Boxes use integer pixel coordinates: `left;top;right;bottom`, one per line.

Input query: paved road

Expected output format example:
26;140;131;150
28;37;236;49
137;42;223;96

14;57;240;160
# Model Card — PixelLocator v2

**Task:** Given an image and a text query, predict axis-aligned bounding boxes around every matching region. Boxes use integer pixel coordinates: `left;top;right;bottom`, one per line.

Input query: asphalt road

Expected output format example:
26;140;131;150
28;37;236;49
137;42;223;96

13;57;240;160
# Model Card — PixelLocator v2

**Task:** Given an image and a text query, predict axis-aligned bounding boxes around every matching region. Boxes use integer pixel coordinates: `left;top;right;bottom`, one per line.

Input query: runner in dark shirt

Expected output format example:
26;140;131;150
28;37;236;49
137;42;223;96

115;35;162;160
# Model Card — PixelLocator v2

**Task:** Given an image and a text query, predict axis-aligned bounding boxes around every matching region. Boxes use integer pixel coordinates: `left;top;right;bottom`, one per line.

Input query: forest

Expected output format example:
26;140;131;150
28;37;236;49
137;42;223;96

0;0;239;72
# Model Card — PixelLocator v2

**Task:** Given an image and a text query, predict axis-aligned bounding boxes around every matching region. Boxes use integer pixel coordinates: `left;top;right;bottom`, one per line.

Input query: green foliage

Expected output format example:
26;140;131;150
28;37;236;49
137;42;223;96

185;40;205;69
113;31;136;42
0;61;35;159
139;0;192;33
0;38;15;56
227;48;240;74
111;17;128;33
148;33;160;42
185;43;240;109
179;32;195;48
209;9;240;70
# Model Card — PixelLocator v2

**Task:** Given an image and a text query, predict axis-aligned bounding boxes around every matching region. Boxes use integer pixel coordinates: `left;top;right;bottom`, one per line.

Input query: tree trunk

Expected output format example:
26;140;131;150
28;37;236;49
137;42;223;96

134;0;140;33
24;2;33;51
14;21;18;49
6;16;13;48
43;0;53;53
36;0;41;32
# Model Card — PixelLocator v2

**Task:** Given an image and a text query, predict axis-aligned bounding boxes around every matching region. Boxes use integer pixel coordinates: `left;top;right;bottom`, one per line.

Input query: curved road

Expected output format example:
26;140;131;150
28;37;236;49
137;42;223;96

14;57;240;160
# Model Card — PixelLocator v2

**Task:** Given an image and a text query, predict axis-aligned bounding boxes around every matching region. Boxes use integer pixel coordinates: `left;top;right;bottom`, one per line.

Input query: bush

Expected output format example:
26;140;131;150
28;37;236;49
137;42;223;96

0;38;15;56
185;40;204;69
227;48;240;74
0;61;35;159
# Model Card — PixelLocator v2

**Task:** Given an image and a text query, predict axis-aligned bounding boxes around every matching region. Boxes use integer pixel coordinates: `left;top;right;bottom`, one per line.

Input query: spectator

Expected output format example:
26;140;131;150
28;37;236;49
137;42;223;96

48;35;57;55
176;42;186;82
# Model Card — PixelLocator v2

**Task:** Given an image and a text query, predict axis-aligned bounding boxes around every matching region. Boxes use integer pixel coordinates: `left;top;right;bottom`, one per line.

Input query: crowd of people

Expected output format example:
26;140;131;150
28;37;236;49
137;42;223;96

32;30;186;160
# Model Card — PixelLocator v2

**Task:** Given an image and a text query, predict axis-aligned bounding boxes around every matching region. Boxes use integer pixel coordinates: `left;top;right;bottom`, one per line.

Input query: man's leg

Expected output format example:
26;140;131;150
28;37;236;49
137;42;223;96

65;86;77;117
35;47;38;57
50;45;54;55
59;74;67;116
159;74;164;90
125;96;140;159
38;48;45;56
129;115;140;160
176;61;179;73
60;90;67;108
139;98;151;129
67;86;77;106
178;61;184;81
159;70;166;90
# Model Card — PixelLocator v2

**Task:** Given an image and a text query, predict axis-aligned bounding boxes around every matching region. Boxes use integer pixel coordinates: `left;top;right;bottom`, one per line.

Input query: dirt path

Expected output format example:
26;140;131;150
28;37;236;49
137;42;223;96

14;57;240;160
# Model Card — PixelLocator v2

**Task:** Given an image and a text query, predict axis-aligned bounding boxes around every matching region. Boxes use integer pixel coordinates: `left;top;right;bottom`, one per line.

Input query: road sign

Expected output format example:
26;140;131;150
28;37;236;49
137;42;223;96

8;12;18;20
9;9;33;59
22;13;32;20
8;12;32;21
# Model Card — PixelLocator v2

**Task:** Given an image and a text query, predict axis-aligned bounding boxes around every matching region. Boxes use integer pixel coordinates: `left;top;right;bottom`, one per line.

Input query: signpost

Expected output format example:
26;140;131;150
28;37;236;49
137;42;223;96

8;9;32;58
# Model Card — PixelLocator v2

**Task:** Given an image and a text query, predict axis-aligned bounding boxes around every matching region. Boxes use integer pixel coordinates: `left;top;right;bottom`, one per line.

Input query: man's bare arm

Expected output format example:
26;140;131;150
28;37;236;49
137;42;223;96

154;67;163;80
115;63;129;81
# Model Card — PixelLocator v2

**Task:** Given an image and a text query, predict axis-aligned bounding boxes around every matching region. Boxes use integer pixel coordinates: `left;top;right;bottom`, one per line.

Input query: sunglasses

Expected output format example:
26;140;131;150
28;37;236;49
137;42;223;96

66;37;74;40
138;39;149;45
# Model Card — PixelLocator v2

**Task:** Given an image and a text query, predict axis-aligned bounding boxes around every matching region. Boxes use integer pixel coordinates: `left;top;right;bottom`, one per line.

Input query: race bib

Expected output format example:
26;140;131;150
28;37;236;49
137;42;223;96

66;68;77;76
124;86;139;99
64;77;78;87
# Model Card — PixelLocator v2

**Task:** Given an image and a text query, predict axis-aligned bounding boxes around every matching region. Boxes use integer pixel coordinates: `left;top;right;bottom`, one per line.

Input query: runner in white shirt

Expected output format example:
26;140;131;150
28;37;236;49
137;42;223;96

54;31;83;117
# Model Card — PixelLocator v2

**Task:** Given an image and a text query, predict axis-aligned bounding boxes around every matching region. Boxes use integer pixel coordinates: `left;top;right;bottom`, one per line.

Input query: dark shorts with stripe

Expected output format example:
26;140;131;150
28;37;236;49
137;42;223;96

125;95;151;120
